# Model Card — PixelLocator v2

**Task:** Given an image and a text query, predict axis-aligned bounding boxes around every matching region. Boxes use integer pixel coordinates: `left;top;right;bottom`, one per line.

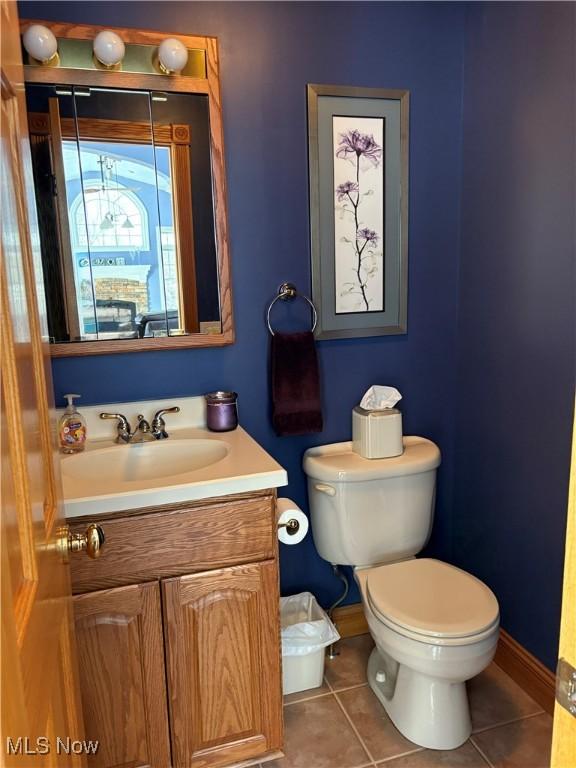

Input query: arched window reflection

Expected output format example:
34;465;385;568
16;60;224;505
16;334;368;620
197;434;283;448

70;183;149;251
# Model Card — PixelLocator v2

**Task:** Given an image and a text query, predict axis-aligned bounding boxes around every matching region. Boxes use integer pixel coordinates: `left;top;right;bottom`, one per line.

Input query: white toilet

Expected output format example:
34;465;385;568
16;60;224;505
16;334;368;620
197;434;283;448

303;436;500;751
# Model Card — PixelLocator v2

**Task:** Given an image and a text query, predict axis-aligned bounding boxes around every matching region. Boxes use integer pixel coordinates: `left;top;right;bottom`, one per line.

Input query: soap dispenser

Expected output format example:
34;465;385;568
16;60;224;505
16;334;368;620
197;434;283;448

58;394;87;454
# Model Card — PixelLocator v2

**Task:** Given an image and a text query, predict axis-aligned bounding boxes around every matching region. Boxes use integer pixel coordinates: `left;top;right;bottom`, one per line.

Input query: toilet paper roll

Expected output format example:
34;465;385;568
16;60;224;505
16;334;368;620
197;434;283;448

277;498;309;546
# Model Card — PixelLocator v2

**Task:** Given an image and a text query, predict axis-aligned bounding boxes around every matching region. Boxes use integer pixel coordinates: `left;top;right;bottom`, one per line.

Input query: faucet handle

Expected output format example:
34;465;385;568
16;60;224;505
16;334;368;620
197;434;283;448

100;412;131;443
151;406;180;439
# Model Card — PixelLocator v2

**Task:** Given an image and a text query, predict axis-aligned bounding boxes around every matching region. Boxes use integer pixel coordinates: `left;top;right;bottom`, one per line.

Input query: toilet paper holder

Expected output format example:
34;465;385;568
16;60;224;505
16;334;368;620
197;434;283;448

276;498;308;545
278;518;301;536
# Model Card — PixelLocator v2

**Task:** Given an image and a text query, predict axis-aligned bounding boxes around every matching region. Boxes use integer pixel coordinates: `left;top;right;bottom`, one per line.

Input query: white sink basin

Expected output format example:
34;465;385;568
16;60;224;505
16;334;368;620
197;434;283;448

58;406;287;519
62;438;229;486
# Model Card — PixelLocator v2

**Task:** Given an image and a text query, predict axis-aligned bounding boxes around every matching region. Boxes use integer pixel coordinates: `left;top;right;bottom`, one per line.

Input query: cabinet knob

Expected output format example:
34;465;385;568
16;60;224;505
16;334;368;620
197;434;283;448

57;524;105;562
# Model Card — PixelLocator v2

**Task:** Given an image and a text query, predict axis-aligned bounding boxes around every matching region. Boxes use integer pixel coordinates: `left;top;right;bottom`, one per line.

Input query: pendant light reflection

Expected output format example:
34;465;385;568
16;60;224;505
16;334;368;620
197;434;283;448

100;213;115;231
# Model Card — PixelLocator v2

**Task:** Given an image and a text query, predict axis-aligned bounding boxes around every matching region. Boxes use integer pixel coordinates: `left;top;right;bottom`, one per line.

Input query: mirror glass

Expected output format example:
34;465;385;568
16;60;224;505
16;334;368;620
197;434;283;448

26;84;221;344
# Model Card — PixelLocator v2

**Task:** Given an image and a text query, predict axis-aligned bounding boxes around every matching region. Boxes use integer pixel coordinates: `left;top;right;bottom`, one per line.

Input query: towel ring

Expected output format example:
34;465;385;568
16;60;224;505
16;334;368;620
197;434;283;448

267;282;317;336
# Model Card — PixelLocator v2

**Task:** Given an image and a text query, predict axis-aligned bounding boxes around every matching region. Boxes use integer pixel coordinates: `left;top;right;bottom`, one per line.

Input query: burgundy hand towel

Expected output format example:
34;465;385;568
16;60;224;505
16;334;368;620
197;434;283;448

271;331;323;436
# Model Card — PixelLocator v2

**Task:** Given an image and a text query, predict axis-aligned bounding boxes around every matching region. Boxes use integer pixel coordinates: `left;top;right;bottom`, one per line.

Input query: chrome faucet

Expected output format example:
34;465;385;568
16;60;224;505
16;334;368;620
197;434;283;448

100;406;180;443
132;415;155;442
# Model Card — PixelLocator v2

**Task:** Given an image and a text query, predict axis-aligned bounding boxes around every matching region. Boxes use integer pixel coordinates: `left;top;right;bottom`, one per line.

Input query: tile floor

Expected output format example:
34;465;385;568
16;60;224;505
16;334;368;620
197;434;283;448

266;635;553;768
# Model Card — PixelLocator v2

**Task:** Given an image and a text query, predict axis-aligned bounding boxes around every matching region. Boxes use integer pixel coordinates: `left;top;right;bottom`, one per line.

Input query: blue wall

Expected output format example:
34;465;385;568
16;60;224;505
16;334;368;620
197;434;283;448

454;2;575;670
20;2;576;669
20;1;466;609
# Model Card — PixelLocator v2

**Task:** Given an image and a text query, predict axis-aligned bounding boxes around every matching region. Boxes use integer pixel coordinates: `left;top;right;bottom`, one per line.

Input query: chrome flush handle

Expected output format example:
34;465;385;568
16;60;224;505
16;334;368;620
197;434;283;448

314;483;336;497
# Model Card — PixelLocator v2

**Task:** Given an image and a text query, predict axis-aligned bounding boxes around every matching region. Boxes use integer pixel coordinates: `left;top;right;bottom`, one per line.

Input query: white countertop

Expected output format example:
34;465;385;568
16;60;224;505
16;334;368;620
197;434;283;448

59;396;288;519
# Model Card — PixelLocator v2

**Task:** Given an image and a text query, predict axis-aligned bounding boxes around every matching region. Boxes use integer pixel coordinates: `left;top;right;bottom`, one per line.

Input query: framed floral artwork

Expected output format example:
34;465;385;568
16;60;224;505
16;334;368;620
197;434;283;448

307;84;409;339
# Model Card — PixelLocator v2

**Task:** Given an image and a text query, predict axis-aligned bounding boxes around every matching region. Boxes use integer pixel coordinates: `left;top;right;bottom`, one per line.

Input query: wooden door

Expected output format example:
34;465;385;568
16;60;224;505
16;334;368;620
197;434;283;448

551;404;576;766
73;582;171;768
0;0;84;764
163;561;283;768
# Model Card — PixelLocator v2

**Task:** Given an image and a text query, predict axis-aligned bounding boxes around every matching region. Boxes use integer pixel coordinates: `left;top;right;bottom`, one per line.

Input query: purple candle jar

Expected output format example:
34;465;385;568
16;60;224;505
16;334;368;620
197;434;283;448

205;391;238;432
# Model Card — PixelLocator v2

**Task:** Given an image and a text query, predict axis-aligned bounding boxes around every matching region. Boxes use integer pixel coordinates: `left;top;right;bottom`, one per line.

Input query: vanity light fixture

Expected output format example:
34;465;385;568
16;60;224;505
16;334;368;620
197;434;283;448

22;24;58;65
157;38;188;74
93;30;125;68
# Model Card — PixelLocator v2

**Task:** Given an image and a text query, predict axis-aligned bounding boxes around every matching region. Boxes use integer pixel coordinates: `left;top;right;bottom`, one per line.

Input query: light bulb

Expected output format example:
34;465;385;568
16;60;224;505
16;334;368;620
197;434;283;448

93;30;125;68
22;24;58;64
158;38;188;74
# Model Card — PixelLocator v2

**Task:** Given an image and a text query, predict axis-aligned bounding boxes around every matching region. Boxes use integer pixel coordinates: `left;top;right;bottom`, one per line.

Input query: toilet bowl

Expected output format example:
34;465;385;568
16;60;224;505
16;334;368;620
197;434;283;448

303;438;500;750
356;559;499;750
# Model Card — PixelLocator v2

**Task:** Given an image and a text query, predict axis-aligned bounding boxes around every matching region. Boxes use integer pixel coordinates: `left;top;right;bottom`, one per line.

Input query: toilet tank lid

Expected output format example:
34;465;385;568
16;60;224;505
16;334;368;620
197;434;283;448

303;436;441;482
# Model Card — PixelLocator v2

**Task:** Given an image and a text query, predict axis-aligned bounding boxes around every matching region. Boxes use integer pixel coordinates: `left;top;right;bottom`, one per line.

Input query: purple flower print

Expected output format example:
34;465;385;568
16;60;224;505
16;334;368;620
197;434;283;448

352;227;380;309
357;228;379;245
336;180;359;202
336;130;382;167
335;130;382;311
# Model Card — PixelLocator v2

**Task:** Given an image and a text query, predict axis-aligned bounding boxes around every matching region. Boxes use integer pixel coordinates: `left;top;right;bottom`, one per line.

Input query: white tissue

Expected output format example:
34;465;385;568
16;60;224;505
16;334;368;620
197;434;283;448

360;385;402;411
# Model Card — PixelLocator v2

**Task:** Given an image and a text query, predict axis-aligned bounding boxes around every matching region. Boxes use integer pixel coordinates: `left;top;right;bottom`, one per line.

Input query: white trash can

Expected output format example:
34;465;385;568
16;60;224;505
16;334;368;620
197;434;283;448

280;592;340;695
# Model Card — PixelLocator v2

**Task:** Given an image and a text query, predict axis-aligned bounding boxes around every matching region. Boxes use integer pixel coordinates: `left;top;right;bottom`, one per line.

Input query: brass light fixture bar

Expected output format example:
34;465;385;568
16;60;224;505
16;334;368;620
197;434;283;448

23;36;207;79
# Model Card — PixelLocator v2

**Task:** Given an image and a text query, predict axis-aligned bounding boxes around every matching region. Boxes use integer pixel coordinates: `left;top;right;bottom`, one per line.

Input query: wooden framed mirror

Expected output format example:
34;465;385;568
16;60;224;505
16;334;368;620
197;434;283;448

21;20;233;356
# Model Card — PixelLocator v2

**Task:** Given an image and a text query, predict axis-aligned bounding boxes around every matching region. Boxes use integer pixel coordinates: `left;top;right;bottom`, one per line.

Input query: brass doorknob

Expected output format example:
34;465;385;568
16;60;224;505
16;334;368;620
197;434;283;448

57;524;105;562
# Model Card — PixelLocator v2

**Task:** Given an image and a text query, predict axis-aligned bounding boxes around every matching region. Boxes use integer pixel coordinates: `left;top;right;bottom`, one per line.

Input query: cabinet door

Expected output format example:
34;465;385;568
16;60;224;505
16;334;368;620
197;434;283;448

163;561;283;768
73;582;171;768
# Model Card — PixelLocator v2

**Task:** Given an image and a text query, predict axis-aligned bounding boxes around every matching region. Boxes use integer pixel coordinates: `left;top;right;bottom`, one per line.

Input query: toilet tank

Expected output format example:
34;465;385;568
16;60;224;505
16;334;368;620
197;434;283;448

303;437;441;567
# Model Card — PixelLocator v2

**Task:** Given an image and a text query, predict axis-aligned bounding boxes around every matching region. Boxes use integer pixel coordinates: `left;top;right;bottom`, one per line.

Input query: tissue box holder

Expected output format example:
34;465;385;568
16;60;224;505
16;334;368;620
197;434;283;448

352;406;403;459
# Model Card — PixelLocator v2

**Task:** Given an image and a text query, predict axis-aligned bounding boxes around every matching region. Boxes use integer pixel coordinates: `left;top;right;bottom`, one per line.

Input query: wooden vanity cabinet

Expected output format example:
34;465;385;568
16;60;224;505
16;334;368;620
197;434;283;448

70;491;283;768
163;561;283;767
73;582;171;768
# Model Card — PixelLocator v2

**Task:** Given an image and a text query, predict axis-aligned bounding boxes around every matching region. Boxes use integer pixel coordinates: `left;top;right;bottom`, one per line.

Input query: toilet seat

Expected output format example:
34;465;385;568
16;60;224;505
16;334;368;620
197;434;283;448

365;559;499;647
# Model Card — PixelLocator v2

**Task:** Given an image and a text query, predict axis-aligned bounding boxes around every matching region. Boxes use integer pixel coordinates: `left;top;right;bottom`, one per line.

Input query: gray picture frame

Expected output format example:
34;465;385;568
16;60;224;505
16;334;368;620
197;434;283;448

307;84;409;340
